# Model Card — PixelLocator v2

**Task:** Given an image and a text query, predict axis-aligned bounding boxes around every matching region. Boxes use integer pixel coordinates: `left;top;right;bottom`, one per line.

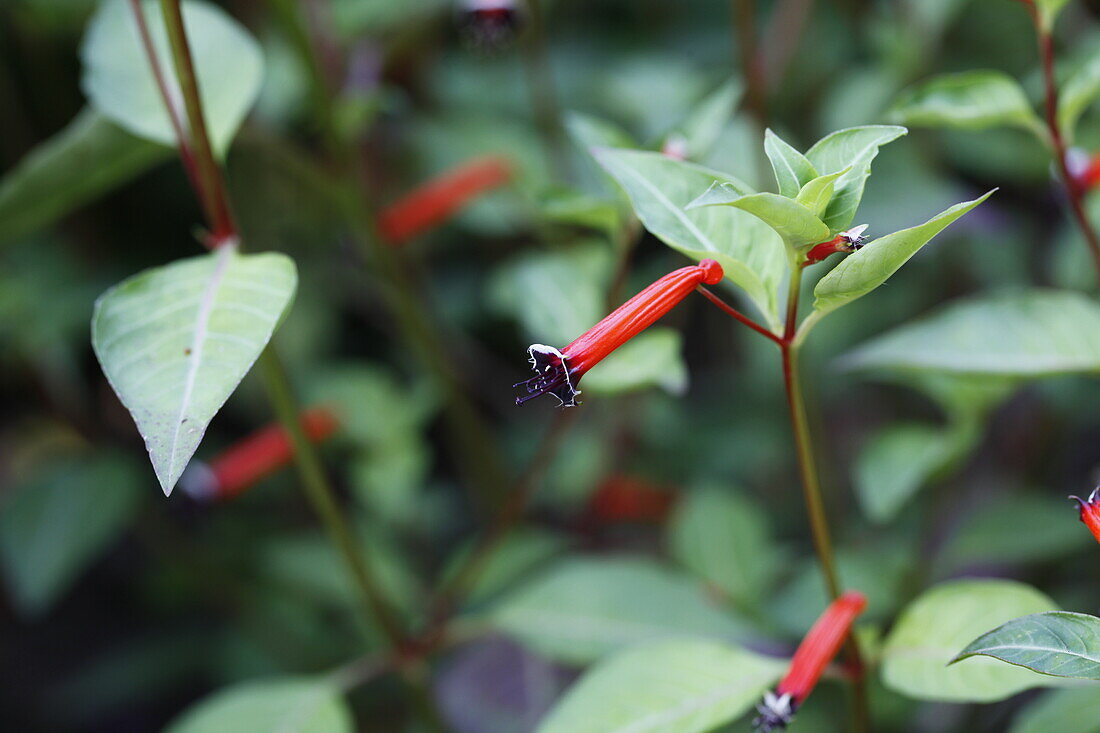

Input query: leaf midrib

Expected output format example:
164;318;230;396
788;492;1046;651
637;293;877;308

164;243;233;483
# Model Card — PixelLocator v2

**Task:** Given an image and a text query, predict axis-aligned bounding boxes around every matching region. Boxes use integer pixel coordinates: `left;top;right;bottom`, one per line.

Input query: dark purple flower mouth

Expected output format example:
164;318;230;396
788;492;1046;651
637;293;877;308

513;344;581;407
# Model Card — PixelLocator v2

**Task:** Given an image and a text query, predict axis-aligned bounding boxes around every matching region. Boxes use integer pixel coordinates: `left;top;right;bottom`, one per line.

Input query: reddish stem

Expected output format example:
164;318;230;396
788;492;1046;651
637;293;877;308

695;285;782;343
127;0;212;242
1028;2;1100;282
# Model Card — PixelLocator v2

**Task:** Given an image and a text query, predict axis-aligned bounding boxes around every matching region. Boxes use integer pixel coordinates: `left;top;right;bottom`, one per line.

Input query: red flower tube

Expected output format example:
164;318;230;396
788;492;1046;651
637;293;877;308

1070;488;1100;544
378;155;512;244
754;591;868;732
514;259;724;407
587;474;677;523
803;225;869;266
180;407;340;500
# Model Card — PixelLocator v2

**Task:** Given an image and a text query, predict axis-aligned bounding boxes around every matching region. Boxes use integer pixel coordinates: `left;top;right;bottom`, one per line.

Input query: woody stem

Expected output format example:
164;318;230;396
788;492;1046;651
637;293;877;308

779;267;869;733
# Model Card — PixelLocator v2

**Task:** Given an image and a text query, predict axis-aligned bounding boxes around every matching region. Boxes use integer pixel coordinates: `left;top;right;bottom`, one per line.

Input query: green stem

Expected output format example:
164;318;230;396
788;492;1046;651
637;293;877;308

152;0;409;652
780;267;869;733
257;349;406;645
424;408;577;630
270;0;510;513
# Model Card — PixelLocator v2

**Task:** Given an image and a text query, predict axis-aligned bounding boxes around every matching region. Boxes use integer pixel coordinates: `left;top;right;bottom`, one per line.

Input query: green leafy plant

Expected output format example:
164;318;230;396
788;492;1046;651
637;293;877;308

4;1;1100;732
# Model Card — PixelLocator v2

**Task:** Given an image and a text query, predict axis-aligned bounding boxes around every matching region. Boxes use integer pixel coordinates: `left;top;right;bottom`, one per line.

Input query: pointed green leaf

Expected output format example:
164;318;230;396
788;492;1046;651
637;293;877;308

1058;51;1100;143
843;290;1100;376
92;245;297;494
805;125;908;232
1036;0;1072;31
882;579;1059;702
536;639;785;733
664;80;743;161
687;187;830;250
764;128;818;197
486;557;755;665
890;71;1044;137
0;452;142;617
0;108;170;245
794;168;849;219
854;423;953;524
81;0;264;157
566;111;637;152
668;488;778;605
593;148;786;329
165;677;353;733
813;190;993;315
955;612;1100;680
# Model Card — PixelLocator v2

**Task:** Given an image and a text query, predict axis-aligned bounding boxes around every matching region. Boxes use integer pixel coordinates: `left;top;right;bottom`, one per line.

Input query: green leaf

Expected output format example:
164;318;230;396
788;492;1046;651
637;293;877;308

442;529;568;608
592;147;787;330
664;81;743;161
536;639;785;733
805;125;907;232
812;191;993;315
81;0;264;157
889;71;1044;138
537;187;623;238
686;188;830;251
954;612;1100;680
0;453;142;617
794;168;848;220
854;423;953;524
164;677;353;733
942;493;1093;568
668;487;777;605
0;108;170;244
489;244;613;346
842;289;1100;375
1035;0;1072;32
91;245;297;494
1010;688;1100;733
486;557;754;665
566;112;637;153
881;579;1059;702
584;328;689;397
1058;50;1100;142
764;128;818;198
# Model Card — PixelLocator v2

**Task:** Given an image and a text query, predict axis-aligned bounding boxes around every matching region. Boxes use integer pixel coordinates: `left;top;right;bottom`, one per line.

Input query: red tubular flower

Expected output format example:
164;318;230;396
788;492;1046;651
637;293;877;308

1070;488;1100;544
803;225;869;266
587;474;677;523
180;407;340;501
754;591;868;732
514;259;724;407
378;155;513;244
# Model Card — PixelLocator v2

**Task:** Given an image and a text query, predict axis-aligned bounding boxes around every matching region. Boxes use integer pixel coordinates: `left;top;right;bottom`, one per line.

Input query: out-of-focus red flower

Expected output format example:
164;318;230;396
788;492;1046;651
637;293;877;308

1066;149;1100;192
1070;487;1100;544
803;225;869;266
378;155;512;244
181;407;340;501
587;474;677;523
515;259;724;407
754;591;868;732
